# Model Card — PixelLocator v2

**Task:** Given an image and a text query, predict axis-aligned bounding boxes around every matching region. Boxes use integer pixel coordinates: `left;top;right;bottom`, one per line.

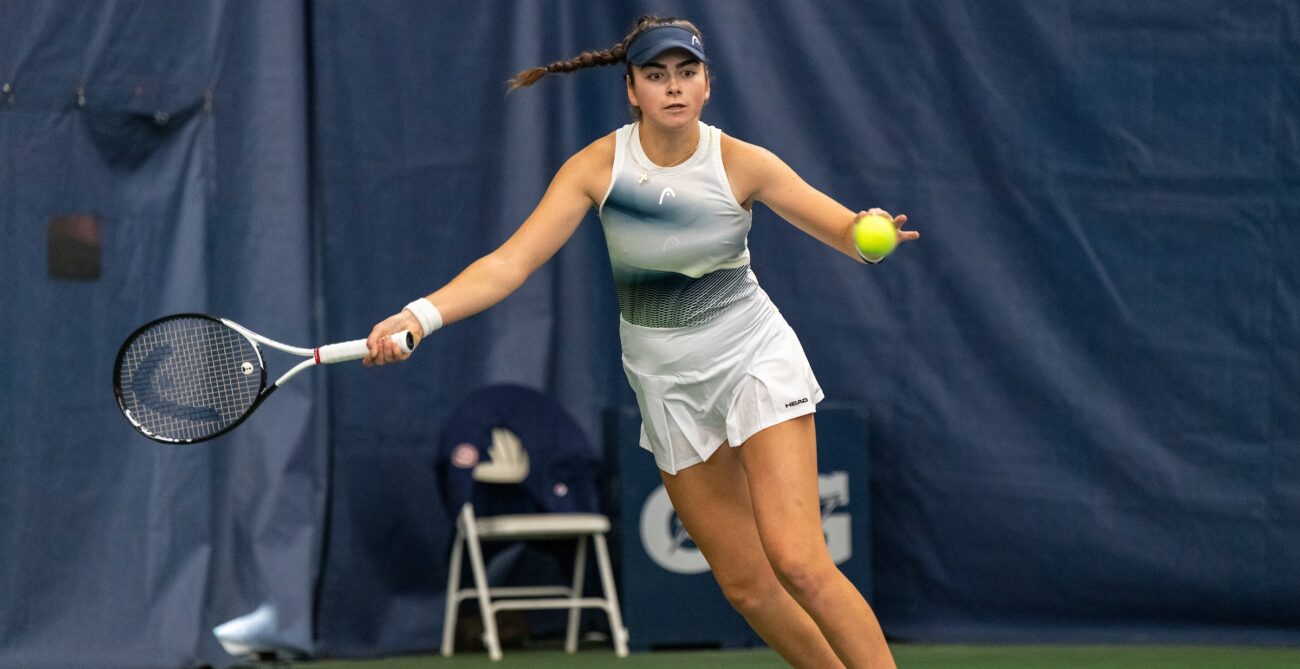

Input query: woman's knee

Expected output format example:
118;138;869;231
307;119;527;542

714;569;782;617
768;552;839;603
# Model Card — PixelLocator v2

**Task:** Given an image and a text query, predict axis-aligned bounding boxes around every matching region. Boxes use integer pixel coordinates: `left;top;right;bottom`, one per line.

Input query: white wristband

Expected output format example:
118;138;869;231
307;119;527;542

856;247;885;264
404;298;443;337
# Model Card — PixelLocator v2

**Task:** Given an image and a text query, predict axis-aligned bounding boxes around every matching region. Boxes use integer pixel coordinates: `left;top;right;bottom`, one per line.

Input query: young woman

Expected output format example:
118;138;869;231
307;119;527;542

365;16;917;668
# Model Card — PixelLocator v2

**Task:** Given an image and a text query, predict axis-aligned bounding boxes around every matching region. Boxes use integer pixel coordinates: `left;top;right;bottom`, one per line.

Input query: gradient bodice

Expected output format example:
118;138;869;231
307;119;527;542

598;122;758;328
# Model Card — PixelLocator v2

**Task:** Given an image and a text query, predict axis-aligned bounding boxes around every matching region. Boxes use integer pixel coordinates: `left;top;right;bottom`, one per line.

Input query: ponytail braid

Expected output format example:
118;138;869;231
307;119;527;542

506;15;700;92
507;43;628;91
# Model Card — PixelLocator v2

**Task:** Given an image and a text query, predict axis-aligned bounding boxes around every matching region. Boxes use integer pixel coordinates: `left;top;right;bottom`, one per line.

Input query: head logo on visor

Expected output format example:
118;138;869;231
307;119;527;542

627;25;707;66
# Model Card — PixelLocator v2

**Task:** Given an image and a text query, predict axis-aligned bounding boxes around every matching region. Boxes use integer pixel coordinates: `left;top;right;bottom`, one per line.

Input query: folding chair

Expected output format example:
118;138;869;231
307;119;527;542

436;385;629;661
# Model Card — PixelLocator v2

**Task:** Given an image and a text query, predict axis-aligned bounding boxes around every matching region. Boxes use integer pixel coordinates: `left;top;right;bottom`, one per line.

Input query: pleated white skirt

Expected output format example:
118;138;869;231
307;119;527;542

619;286;824;475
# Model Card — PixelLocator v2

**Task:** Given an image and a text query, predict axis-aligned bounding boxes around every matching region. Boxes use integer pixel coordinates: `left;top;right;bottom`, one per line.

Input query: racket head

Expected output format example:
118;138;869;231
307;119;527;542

113;313;267;443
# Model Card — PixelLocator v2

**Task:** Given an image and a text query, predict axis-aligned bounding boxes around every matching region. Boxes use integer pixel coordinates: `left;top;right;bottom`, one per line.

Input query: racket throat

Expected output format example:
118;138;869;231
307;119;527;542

274;358;318;387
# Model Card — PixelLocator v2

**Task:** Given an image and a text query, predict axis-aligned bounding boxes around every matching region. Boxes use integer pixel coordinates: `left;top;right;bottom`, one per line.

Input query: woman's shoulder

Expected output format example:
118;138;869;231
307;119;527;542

719;131;779;185
582;130;618;160
564;130;617;174
719;131;770;160
552;131;619;206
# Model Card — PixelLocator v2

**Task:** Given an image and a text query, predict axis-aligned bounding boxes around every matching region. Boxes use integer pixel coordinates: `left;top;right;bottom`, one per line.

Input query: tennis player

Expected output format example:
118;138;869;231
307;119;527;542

366;16;917;668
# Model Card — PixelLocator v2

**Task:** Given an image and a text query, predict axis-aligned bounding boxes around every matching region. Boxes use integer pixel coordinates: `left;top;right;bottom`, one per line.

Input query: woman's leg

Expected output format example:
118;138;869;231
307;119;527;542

737;414;895;669
660;444;845;668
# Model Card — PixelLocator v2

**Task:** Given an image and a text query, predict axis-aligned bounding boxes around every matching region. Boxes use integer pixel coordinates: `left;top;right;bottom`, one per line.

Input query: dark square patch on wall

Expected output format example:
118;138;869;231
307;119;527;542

48;214;102;281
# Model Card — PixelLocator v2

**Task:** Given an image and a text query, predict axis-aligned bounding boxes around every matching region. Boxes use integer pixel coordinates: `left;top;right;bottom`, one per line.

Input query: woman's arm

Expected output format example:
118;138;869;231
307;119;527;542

722;136;917;262
364;135;614;364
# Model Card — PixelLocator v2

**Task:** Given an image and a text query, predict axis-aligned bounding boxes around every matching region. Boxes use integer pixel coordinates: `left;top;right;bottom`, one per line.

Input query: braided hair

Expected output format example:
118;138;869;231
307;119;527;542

507;15;706;97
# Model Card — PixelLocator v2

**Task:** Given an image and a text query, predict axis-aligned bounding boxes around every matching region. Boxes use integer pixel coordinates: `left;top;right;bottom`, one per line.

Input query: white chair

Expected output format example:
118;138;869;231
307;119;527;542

440;425;629;661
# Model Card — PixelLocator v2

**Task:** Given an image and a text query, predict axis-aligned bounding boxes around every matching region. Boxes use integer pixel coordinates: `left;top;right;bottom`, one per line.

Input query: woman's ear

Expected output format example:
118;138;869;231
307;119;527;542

625;73;639;108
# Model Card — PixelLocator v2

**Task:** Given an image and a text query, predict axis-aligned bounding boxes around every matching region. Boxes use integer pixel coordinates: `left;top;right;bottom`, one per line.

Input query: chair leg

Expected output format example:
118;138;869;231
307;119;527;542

461;506;503;661
565;535;589;653
593;533;629;657
441;526;466;657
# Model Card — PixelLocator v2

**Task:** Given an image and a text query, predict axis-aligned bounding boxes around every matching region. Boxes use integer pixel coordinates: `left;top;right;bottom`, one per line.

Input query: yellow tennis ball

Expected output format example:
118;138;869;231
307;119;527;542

853;213;897;259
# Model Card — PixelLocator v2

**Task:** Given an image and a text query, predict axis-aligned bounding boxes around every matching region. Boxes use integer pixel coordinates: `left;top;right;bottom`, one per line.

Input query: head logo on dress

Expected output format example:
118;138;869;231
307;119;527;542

658;187;676;205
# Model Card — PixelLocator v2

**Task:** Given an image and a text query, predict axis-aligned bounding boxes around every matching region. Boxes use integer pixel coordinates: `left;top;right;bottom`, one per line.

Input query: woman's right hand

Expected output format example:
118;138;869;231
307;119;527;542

364;309;424;366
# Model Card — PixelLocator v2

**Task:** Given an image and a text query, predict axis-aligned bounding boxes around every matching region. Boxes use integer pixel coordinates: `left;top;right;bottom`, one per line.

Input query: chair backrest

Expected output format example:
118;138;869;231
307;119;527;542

436;384;602;519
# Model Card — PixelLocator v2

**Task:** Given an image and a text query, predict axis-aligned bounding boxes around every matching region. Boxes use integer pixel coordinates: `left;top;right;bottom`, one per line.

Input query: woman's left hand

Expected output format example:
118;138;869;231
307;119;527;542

863;208;920;246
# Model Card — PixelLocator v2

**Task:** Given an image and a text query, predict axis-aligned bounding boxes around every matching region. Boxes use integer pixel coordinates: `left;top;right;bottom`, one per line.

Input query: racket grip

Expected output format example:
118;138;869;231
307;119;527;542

315;331;414;364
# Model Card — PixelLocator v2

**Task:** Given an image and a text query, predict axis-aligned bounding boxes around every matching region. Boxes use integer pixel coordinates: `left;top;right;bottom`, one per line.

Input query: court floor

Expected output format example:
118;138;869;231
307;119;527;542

264;643;1300;668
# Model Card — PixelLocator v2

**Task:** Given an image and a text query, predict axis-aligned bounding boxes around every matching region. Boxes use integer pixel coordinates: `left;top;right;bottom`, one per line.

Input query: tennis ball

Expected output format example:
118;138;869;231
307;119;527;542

853;213;897;259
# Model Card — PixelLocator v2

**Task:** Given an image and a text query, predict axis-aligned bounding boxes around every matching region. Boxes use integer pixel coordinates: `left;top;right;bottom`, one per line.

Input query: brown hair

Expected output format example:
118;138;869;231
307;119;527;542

507;16;707;105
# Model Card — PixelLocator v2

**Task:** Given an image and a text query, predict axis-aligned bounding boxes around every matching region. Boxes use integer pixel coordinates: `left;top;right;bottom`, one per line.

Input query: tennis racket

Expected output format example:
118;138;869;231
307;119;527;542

113;313;412;444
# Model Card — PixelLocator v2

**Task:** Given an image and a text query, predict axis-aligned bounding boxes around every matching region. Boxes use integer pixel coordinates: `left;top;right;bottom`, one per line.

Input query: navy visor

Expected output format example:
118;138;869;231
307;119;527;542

626;25;707;66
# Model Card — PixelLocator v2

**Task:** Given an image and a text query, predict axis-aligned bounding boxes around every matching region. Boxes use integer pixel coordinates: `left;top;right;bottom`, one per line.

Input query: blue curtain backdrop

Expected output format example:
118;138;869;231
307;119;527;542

0;2;321;668
1;1;1297;667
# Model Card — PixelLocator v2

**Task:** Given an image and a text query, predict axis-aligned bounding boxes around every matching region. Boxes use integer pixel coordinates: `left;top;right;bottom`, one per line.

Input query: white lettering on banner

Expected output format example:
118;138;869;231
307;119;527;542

639;471;851;573
640;486;709;574
819;472;852;563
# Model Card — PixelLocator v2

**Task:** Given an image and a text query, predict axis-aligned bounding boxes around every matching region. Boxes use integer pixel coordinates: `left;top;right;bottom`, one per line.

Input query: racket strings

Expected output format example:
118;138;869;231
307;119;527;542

116;317;263;442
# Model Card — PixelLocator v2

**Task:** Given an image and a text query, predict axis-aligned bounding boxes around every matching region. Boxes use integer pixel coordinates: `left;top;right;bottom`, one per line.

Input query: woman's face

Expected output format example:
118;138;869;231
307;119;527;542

627;48;710;129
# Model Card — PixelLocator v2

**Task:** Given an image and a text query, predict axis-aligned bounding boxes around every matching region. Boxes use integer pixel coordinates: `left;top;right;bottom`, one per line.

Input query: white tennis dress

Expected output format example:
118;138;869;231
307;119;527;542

598;122;824;474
